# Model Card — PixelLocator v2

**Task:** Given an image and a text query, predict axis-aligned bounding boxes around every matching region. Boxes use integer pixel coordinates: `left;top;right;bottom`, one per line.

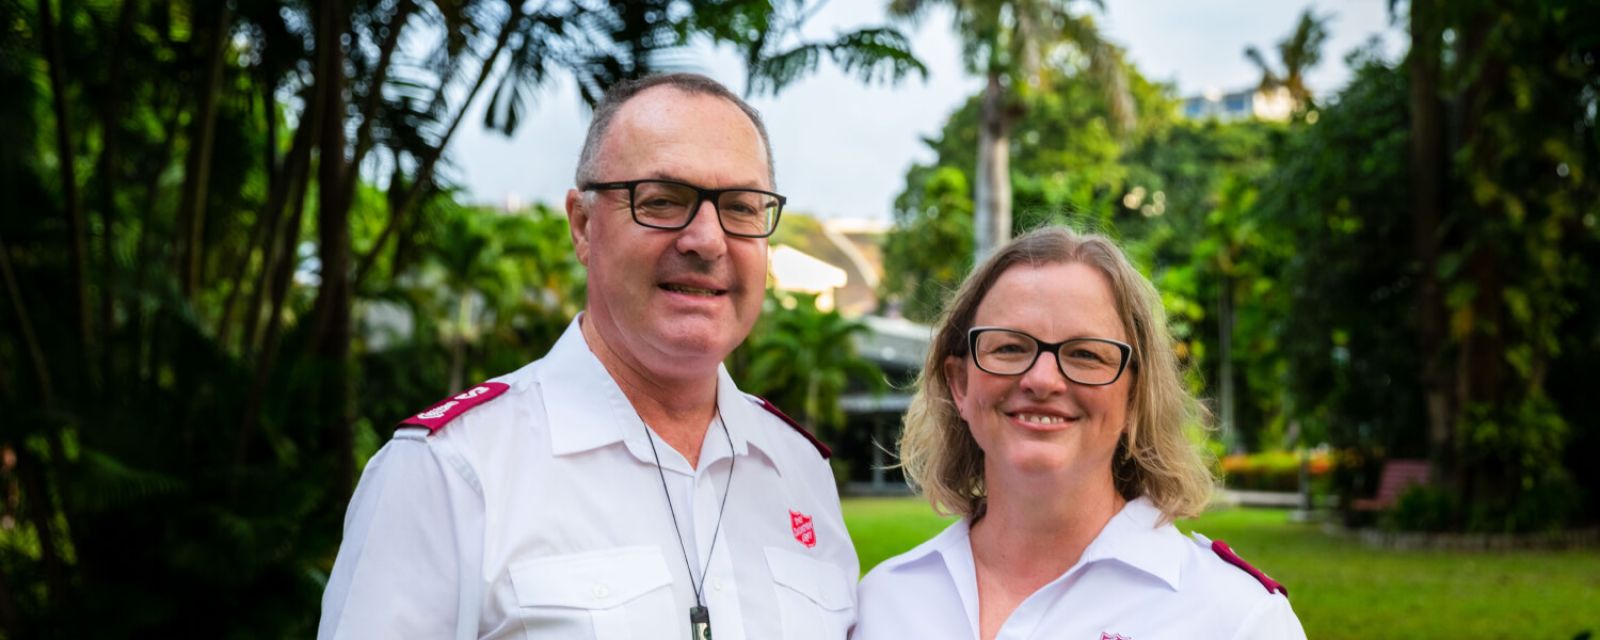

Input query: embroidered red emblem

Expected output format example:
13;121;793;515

1100;633;1132;640
789;510;816;548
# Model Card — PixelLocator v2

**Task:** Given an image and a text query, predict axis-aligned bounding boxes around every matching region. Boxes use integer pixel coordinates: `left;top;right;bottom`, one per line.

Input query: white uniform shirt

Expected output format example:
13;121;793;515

852;497;1305;640
319;319;859;639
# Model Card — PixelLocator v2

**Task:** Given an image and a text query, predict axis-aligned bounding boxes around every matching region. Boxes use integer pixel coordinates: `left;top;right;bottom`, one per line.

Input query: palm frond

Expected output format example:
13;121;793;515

746;27;926;96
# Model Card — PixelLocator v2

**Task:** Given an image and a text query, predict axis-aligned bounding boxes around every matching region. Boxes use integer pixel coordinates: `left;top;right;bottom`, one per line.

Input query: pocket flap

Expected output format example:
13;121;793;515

511;546;674;609
764;546;852;611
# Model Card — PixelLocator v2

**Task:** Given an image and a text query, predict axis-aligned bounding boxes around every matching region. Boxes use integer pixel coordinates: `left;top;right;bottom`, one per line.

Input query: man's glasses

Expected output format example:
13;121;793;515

967;327;1133;386
582;179;785;238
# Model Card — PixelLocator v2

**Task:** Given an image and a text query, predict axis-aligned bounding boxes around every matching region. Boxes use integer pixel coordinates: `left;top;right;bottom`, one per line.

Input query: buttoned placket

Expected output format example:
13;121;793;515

694;434;747;640
620;415;747;640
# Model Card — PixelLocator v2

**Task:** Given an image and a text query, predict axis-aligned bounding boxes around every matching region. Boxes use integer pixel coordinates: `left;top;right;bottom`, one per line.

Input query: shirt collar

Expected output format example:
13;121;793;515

539;317;639;457
538;316;767;469
1077;496;1186;591
883;497;1185;592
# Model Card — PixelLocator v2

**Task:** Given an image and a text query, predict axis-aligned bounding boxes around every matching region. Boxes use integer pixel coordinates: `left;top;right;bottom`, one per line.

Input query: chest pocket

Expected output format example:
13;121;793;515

765;546;853;640
510;546;676;640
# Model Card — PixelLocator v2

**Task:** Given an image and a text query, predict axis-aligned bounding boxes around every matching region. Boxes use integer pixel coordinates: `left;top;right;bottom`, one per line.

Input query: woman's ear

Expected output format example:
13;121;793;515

944;355;969;419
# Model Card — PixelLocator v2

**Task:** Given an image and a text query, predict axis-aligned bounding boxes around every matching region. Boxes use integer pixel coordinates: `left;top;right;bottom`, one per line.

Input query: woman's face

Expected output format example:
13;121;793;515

945;262;1133;484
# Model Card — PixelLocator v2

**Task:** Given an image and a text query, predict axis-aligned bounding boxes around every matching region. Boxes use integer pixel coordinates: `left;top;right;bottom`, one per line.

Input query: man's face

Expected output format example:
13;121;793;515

566;87;772;380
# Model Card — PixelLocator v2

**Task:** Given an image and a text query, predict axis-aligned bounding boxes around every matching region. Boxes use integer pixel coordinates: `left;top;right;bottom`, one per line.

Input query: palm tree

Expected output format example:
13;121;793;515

889;0;1133;260
739;292;885;438
1244;9;1330;111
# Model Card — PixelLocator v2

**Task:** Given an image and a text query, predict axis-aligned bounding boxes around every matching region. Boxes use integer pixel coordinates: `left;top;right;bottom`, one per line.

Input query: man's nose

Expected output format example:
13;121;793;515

674;197;729;259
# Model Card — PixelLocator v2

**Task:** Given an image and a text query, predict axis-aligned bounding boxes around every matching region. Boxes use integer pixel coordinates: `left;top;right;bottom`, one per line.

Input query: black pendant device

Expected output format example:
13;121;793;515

690;605;712;639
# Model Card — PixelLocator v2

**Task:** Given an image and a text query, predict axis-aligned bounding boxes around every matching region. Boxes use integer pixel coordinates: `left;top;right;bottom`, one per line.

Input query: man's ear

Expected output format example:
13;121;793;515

944;355;969;418
565;188;591;267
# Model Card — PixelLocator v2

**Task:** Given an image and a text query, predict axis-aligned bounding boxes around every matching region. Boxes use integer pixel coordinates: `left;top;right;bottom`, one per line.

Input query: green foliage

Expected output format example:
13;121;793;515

732;291;885;438
0;0;921;635
881;165;973;321
1258;57;1425;466
881;2;1600;534
1383;485;1461;533
881;61;1170;320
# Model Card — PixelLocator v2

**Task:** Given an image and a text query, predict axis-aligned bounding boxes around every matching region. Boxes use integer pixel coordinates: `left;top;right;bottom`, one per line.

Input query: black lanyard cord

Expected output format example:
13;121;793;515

643;408;736;611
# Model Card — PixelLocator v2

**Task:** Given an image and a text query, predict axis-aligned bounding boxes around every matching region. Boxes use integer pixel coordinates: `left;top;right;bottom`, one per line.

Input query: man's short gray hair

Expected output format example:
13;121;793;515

574;73;776;187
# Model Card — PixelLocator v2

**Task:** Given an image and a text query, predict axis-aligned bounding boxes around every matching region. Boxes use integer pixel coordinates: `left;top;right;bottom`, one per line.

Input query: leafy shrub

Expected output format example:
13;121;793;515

1383;485;1460;533
1221;449;1334;492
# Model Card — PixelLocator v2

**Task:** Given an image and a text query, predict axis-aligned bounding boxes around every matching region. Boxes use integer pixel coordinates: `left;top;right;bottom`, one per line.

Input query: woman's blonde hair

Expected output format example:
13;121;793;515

898;226;1214;523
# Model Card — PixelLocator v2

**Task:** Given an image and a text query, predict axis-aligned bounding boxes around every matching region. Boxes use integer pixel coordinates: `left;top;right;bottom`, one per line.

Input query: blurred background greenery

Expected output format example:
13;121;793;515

1;0;1597;637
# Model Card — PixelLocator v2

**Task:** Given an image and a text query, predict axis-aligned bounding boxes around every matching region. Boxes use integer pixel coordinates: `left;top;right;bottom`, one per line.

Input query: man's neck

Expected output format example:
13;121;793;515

581;315;719;468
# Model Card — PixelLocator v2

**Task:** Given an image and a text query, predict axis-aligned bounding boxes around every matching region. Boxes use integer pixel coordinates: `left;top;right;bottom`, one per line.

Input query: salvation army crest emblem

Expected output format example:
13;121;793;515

789;510;816;548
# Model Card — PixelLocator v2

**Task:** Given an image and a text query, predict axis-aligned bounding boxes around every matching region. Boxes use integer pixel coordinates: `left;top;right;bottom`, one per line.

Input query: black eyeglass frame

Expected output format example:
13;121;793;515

582;178;787;239
965;326;1134;387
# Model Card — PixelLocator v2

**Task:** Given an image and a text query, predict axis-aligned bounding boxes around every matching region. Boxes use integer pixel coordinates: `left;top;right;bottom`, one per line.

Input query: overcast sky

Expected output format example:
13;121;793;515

444;0;1405;222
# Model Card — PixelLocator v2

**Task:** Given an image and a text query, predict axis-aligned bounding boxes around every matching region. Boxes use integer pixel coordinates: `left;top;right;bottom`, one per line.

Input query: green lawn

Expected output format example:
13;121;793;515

843;496;1600;640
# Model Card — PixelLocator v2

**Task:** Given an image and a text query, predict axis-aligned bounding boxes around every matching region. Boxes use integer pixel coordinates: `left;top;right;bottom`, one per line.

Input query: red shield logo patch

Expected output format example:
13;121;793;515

789;510;816;548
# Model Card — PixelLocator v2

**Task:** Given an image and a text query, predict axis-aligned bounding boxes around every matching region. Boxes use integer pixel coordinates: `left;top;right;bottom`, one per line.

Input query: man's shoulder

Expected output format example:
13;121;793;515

394;359;547;438
741;393;831;460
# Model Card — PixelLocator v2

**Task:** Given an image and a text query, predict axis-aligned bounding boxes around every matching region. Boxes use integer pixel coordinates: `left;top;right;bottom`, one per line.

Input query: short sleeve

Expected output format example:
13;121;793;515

1230;593;1307;640
318;430;485;640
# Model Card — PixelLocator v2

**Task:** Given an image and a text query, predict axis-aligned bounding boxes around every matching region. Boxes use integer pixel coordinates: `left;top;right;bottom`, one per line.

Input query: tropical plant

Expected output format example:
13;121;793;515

1243;8;1330;112
888;0;1134;259
735;292;886;439
0;0;926;634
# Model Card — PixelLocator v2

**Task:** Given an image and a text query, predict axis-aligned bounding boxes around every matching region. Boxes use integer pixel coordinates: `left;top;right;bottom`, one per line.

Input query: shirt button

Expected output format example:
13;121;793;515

711;578;725;592
592;584;610;599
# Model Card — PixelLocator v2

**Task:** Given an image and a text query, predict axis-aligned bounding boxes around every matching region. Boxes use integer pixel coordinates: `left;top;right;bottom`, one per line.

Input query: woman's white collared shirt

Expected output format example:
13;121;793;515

318;319;857;639
852;497;1306;640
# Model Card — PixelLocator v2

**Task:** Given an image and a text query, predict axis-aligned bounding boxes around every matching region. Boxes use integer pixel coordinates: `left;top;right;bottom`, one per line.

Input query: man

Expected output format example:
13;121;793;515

318;73;858;640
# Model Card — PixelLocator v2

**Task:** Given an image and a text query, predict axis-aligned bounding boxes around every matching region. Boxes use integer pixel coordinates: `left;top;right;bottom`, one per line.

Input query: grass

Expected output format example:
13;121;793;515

842;496;1600;640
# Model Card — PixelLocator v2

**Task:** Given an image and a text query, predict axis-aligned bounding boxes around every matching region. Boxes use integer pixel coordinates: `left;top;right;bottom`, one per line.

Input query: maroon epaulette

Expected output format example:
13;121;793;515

748;394;831;459
1211;540;1287;596
397;382;511;434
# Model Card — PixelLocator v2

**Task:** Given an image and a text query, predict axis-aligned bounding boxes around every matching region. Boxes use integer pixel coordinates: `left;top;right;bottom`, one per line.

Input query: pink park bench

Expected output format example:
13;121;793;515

1351;459;1432;511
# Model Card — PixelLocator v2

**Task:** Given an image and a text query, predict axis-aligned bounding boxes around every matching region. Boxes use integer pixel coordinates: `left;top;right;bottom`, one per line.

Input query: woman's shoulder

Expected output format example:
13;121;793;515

859;518;970;592
854;520;977;639
1179;531;1289;601
1175;529;1303;636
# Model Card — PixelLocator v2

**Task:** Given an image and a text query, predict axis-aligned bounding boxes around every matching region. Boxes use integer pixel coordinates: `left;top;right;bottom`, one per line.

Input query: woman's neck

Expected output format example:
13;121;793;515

968;470;1126;640
973;472;1124;576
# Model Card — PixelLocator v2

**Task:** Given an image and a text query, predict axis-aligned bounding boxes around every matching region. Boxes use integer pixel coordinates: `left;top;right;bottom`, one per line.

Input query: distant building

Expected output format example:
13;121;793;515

769;218;889;317
1182;86;1294;122
767;217;930;493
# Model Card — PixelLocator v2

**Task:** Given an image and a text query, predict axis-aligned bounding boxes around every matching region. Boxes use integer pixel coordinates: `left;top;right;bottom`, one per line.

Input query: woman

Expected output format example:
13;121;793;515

853;228;1304;639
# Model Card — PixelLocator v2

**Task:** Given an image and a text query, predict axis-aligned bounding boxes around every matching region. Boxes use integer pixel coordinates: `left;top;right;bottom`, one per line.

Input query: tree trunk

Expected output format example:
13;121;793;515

0;231;55;404
1217;272;1237;453
233;25;327;480
311;0;356;502
174;3;234;302
340;0;414;214
241;96;317;356
1408;0;1455;491
38;0;92;357
13;447;64;607
973;71;1012;262
131;95;182;386
1454;11;1510;512
96;0;138;387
